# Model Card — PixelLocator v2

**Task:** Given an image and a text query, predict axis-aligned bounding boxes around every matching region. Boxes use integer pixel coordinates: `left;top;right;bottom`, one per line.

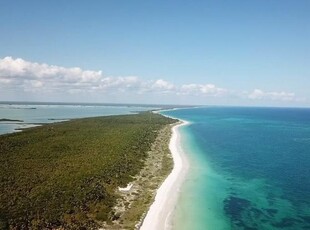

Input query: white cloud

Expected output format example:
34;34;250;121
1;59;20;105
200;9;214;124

0;57;228;97
152;79;175;90
0;57;102;83
248;89;296;101
98;76;141;91
0;57;303;105
0;57;145;93
0;57;229;99
180;83;227;96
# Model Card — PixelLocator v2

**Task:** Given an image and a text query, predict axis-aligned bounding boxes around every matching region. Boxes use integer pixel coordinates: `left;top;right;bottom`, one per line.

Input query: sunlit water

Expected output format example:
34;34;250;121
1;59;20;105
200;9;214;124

162;107;310;230
0;102;157;135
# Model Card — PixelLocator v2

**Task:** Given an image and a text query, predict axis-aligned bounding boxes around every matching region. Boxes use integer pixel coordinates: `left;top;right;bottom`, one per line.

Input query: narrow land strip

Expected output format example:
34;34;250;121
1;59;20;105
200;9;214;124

140;119;190;230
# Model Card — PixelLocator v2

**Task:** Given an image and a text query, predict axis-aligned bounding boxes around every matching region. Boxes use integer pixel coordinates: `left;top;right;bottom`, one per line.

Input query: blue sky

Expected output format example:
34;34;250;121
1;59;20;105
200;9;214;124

0;0;309;106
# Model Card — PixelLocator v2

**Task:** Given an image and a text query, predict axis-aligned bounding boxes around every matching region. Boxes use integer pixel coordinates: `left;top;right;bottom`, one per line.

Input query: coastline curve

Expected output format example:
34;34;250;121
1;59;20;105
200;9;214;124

140;115;190;230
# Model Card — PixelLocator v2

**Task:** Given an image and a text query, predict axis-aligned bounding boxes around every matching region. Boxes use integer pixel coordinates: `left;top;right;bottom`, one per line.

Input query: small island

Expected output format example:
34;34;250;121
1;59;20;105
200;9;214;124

0;118;23;122
0;112;177;229
48;118;68;121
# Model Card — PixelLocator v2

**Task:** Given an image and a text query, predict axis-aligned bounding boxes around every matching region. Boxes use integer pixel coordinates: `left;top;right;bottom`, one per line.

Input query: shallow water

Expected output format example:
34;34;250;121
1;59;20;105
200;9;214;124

0;102;157;135
162;107;310;230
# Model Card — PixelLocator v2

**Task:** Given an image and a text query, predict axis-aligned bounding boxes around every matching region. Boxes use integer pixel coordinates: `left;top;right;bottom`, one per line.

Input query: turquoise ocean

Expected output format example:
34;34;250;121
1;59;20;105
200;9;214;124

162;107;310;230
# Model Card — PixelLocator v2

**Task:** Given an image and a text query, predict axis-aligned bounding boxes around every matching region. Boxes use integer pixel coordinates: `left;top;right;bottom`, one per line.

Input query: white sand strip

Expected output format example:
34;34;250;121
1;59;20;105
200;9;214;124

140;119;190;230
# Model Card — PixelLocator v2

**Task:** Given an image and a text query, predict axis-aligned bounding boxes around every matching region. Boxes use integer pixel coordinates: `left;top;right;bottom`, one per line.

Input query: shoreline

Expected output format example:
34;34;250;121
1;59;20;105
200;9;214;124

140;118;190;230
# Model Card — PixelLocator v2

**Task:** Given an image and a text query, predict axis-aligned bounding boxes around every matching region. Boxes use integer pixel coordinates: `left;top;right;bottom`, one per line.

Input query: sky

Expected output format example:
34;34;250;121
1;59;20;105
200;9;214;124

0;0;309;106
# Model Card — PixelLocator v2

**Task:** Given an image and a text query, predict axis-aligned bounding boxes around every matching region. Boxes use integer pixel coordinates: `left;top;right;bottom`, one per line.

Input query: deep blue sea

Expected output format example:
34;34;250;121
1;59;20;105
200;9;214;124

162;107;310;230
0;102;157;135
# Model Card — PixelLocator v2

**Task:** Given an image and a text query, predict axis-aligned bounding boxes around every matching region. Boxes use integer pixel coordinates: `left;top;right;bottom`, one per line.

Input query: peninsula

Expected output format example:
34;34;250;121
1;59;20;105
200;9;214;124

0;112;177;229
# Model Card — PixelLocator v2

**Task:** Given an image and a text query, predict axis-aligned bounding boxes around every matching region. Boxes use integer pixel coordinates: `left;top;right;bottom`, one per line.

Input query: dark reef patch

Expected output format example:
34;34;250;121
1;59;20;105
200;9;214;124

264;208;278;217
272;217;301;228
223;194;309;229
224;196;251;220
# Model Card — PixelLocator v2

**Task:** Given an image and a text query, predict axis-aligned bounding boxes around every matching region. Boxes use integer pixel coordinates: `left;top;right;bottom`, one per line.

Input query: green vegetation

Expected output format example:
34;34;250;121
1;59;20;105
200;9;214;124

0;112;176;229
103;124;175;229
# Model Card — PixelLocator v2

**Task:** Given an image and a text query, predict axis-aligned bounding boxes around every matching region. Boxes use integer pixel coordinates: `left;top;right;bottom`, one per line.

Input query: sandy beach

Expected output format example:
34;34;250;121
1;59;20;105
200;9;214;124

140;119;190;230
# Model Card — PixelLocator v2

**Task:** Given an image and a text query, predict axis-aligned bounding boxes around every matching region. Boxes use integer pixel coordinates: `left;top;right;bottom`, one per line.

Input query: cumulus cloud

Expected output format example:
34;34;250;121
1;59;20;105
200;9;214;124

180;83;227;96
248;89;296;101
0;57;146;93
0;57;209;96
98;76;141;91
152;79;175;90
0;57;102;83
0;57;302;104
